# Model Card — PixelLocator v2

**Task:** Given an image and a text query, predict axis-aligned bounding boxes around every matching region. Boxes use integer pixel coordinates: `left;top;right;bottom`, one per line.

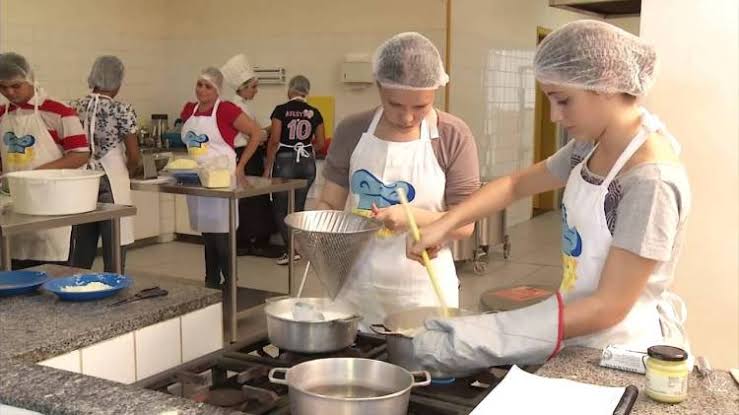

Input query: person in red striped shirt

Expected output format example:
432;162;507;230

0;52;90;269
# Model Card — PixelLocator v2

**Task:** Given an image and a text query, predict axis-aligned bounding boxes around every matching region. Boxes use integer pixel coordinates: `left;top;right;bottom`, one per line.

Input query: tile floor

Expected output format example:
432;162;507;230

96;210;563;312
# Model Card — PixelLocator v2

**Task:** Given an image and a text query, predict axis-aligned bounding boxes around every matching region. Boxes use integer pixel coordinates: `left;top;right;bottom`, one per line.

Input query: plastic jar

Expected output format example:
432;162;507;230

645;345;690;403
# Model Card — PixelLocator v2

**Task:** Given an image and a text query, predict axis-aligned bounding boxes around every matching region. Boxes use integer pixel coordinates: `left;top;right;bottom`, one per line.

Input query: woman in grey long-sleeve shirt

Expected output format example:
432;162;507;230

405;20;692;375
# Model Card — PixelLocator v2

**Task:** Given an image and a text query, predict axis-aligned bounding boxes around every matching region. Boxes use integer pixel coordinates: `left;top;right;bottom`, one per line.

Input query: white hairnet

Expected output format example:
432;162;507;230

373;32;449;90
288;75;310;95
0;52;33;83
199;67;224;93
88;55;125;90
221;54;256;92
534;20;657;96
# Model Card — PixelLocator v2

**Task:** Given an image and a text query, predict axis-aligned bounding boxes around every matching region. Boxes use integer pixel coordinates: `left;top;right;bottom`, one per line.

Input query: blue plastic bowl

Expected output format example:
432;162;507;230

42;273;132;301
0;271;49;296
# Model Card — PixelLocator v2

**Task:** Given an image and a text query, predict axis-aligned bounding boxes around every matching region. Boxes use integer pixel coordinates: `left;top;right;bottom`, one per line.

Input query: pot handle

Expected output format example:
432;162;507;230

336;314;363;324
369;324;398;336
268;367;289;385
411;371;432;387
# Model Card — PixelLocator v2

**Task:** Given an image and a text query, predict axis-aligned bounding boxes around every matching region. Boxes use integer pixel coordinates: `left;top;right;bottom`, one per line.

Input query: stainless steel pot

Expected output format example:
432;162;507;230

264;297;361;353
370;306;477;378
268;358;431;415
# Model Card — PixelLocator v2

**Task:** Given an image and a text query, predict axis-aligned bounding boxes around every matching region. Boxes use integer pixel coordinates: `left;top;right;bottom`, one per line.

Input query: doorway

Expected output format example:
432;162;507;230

532;26;559;217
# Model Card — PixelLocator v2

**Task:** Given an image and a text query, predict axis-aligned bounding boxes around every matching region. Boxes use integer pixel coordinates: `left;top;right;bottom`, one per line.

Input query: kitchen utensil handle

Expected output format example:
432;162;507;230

296;261;310;298
411;371;432;387
268;368;289;385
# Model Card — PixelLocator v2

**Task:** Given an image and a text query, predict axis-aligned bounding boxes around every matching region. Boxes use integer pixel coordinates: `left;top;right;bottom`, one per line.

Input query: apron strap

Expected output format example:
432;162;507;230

367;107;383;135
599;128;649;189
279;142;312;162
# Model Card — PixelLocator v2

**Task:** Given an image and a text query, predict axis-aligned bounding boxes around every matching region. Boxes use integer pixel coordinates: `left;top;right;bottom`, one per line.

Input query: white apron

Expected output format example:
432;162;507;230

83;94;134;245
561;108;688;351
0;90;71;261
338;107;459;329
181;99;237;233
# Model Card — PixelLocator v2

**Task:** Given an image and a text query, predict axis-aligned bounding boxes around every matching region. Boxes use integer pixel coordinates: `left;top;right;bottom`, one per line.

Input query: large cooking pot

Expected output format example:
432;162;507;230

268;358;431;415
264;296;361;353
370;306;477;378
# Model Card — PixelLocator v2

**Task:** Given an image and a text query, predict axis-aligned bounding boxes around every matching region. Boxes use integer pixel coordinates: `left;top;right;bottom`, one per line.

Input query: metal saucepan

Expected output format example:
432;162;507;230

269;357;431;415
370;306;477;379
264;296;361;353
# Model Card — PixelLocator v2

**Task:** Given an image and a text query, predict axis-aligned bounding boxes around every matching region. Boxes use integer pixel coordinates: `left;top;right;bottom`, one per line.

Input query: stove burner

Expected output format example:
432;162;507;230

206;388;246;407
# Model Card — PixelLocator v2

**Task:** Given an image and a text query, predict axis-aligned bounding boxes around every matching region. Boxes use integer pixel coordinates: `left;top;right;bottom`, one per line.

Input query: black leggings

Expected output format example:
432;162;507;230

271;152;316;249
202;232;229;288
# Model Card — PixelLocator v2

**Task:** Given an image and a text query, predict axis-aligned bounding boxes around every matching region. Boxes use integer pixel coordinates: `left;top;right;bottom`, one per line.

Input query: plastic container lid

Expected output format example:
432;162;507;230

647;345;688;362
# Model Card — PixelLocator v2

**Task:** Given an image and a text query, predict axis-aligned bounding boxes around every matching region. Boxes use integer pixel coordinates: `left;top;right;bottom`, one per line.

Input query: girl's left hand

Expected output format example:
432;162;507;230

371;203;408;232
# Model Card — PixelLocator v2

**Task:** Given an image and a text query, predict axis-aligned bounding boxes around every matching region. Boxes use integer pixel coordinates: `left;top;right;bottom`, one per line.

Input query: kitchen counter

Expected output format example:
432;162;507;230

0;264;231;415
537;346;739;415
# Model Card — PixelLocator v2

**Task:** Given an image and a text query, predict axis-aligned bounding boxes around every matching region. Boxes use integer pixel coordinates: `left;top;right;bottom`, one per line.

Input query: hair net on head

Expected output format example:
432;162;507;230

534;20;657;96
288;75;310;95
0;52;33;83
88;55;125;90
221;54;256;92
199;67;224;92
373;32;449;90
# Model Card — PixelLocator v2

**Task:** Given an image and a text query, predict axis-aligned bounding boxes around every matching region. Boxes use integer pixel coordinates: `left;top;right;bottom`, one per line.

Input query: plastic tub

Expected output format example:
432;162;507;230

5;169;104;215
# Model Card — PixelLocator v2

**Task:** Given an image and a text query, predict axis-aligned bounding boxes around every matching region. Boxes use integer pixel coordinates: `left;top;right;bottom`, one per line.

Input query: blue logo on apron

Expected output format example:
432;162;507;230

351;169;416;210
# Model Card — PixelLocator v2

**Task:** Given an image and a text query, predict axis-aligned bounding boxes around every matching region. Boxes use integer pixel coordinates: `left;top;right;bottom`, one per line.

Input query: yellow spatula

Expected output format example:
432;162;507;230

396;188;449;318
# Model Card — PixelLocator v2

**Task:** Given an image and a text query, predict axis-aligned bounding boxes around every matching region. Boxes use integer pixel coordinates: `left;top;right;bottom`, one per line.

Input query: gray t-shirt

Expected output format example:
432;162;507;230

323;109;480;207
547;139;690;274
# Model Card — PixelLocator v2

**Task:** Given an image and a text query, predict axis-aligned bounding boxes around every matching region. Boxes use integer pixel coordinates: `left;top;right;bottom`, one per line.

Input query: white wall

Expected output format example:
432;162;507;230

449;1;640;226
0;0;446;129
164;0;447;127
0;0;171;123
640;0;738;370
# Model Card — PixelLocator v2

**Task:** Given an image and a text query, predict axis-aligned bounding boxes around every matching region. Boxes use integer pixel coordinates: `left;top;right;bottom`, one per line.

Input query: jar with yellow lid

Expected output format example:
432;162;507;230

645;345;690;403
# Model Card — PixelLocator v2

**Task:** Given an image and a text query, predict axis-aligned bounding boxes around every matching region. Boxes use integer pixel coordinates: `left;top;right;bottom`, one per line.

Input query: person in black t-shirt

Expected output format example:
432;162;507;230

265;75;325;265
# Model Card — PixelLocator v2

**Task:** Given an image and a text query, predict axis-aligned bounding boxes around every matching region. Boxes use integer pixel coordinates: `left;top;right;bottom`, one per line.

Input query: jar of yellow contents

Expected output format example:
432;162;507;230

645;345;689;403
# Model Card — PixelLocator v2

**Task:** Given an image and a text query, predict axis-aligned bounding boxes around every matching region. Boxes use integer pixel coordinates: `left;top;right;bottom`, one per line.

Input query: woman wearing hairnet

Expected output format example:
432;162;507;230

319;33;480;328
265;75;326;265
69;56;140;272
0;53;90;269
408;21;691;374
179;67;262;289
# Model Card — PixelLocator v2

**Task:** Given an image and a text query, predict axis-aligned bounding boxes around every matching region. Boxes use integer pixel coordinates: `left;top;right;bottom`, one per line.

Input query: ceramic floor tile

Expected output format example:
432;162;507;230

94;211;563;316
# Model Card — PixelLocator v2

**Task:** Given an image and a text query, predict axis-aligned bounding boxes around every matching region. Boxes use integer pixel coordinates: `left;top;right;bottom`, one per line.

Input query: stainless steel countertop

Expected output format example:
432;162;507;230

130;176;308;199
0;203;137;235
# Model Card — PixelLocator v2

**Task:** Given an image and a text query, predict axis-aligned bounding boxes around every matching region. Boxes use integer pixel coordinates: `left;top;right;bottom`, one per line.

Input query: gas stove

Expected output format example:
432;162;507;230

137;333;512;414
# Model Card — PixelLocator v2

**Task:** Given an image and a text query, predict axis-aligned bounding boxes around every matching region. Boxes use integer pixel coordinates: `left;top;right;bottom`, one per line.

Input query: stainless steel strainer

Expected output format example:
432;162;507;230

285;210;381;299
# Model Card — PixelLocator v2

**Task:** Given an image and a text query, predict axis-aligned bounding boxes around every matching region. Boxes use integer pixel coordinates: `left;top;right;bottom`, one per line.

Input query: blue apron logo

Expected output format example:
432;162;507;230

183;131;209;148
4;132;35;154
350;169;415;210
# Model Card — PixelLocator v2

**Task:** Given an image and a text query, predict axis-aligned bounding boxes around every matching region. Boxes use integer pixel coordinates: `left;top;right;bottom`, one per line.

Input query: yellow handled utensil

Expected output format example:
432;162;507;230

396;188;449;318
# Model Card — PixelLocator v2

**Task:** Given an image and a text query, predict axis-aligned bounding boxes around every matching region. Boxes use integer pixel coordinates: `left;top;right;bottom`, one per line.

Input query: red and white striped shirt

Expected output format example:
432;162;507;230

0;89;89;152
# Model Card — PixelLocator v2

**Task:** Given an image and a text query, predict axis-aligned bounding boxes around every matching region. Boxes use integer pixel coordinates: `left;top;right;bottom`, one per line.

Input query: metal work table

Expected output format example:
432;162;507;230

0;203;137;273
131;176;308;342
